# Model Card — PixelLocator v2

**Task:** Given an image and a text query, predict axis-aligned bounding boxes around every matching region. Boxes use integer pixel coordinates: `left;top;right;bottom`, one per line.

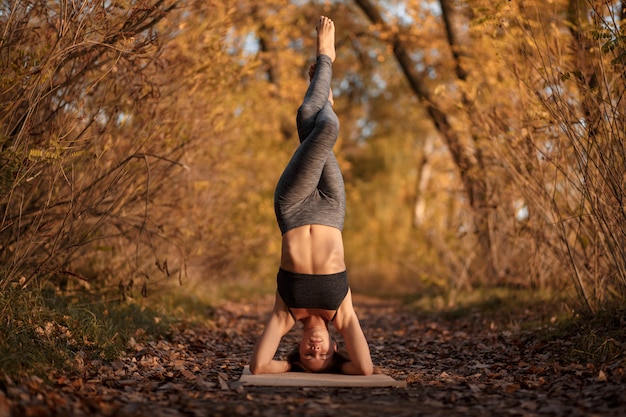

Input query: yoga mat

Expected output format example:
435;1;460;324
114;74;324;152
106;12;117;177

239;366;407;388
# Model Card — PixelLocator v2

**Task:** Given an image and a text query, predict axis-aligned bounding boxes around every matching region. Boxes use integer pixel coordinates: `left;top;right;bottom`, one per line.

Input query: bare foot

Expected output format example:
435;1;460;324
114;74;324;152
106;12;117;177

316;16;336;62
309;63;316;81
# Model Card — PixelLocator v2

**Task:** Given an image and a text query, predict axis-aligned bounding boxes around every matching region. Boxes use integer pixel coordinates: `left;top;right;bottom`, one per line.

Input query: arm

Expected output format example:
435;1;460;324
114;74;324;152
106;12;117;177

334;289;374;376
249;291;295;374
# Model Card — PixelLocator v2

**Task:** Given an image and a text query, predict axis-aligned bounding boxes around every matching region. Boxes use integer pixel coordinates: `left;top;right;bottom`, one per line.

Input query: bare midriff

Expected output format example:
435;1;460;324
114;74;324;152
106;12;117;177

280;224;346;274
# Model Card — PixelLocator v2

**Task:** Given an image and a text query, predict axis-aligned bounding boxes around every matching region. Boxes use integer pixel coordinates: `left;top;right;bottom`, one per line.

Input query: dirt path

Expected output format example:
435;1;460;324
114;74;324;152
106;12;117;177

2;296;624;417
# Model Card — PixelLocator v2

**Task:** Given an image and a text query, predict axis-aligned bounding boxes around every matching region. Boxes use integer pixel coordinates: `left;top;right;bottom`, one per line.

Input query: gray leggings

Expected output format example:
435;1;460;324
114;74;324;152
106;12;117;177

274;54;346;235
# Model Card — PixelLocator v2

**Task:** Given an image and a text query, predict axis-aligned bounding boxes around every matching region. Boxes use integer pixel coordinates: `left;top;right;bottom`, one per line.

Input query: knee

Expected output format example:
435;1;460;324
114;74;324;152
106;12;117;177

297;103;318;122
317;112;339;136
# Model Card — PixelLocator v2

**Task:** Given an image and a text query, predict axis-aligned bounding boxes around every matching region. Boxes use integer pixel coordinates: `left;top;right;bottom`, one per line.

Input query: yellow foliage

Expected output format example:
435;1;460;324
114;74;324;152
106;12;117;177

2;0;623;309
28;149;59;162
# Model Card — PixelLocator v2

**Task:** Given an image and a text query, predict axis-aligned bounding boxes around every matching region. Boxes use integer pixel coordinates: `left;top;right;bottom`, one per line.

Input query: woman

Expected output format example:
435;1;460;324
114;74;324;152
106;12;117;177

250;16;373;376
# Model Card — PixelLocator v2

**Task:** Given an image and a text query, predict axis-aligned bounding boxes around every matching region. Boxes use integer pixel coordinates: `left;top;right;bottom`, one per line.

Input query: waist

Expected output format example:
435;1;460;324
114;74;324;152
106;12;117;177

280;224;345;274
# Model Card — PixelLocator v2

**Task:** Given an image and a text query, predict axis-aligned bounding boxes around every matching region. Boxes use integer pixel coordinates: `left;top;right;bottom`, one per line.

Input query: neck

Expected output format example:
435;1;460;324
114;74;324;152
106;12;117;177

302;315;327;330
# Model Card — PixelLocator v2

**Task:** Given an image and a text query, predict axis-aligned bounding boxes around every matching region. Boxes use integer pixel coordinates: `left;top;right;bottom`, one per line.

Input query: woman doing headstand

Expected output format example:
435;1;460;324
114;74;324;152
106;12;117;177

250;16;373;375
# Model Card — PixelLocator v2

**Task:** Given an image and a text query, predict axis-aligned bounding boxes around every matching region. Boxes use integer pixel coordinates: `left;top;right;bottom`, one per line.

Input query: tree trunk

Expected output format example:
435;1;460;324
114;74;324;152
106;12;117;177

353;0;496;280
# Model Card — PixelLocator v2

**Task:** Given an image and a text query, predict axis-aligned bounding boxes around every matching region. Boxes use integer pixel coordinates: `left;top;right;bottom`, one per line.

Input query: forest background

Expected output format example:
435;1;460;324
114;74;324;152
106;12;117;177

1;0;625;377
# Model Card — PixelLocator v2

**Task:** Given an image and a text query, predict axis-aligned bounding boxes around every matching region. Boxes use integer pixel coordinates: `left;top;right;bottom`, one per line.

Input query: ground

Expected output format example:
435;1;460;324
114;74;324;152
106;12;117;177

1;295;624;417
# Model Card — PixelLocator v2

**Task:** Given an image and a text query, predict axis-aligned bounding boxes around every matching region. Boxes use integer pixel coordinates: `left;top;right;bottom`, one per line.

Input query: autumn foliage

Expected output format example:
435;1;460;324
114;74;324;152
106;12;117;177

1;0;625;314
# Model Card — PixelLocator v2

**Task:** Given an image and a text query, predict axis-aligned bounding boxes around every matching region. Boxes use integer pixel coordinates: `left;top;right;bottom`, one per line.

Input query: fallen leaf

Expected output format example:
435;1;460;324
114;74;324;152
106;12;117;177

217;374;229;390
0;391;10;417
505;383;520;393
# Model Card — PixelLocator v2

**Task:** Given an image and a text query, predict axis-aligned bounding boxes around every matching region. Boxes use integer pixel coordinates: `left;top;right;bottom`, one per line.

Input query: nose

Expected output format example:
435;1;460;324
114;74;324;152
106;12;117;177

310;343;320;351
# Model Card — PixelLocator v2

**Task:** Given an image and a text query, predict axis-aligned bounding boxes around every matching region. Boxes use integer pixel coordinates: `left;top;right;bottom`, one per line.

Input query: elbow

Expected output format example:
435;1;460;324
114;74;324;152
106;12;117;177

354;357;374;376
249;360;263;375
342;361;374;376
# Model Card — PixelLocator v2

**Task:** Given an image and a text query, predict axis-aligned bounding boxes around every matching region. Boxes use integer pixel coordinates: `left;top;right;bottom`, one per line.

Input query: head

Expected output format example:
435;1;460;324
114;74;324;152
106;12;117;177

287;327;349;373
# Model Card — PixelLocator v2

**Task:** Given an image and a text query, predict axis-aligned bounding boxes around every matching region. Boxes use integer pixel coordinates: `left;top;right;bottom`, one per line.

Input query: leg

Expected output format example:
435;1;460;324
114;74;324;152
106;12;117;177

274;16;344;232
297;16;336;142
318;152;344;203
297;55;334;143
275;104;339;204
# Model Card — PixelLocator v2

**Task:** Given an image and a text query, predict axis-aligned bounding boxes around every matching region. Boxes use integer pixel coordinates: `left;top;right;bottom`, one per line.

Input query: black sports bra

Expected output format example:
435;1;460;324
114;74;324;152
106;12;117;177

277;268;348;321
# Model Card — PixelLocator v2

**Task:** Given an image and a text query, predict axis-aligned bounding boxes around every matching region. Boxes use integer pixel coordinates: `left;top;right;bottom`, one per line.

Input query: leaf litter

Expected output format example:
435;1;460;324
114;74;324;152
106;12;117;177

1;295;624;417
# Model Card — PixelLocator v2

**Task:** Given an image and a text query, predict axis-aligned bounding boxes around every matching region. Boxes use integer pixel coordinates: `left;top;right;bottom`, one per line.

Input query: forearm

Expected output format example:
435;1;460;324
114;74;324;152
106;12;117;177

336;299;374;376
340;336;373;376
249;292;294;375
249;359;290;375
341;359;373;376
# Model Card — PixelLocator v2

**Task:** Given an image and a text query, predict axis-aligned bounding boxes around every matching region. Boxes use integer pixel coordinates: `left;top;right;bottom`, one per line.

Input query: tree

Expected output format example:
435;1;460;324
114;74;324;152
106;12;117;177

496;0;626;310
348;0;626;310
352;0;501;284
0;1;244;294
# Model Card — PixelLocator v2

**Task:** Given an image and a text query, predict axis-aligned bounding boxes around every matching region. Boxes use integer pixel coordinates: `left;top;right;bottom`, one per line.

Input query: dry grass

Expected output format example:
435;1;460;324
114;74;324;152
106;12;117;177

0;283;170;379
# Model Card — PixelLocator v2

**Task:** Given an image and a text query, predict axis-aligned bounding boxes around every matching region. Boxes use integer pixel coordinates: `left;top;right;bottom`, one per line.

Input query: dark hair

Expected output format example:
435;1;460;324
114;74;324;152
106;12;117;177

287;346;350;374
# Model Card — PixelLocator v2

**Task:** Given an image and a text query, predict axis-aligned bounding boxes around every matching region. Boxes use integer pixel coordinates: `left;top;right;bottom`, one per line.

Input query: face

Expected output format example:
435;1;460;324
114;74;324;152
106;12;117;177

299;327;336;372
